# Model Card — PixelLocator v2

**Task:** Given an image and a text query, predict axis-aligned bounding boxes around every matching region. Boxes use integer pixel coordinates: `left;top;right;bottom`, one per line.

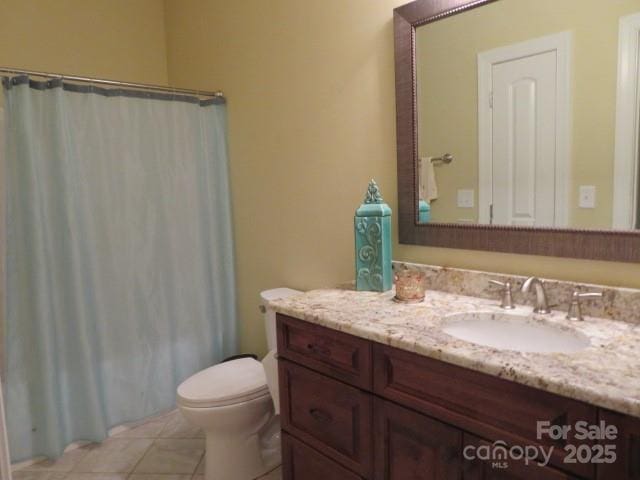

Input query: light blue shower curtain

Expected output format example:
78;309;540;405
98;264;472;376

2;77;237;462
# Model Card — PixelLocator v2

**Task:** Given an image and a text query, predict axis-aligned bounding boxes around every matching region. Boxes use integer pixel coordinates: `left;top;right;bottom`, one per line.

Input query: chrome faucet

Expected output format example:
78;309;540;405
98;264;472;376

488;279;515;309
566;289;603;321
521;277;550;314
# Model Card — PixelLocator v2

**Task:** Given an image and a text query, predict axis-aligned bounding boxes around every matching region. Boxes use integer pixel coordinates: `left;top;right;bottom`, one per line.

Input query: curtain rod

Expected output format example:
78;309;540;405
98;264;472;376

0;66;224;99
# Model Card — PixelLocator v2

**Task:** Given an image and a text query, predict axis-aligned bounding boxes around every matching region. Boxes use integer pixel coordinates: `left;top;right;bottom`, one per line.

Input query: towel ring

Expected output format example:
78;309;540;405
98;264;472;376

430;153;453;165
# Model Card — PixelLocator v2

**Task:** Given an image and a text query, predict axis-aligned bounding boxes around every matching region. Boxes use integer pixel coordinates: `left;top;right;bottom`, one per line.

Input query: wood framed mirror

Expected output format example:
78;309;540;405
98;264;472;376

394;0;640;262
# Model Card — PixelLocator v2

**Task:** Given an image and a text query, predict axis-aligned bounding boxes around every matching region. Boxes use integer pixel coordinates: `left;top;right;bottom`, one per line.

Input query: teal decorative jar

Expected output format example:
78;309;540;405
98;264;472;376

354;180;392;292
418;199;431;223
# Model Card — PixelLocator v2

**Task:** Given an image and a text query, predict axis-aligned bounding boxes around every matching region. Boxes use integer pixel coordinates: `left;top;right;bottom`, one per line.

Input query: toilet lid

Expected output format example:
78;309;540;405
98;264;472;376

177;358;269;408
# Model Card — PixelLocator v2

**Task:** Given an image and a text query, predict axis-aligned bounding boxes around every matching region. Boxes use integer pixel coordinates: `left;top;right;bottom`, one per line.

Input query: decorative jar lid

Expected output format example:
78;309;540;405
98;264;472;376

355;180;391;217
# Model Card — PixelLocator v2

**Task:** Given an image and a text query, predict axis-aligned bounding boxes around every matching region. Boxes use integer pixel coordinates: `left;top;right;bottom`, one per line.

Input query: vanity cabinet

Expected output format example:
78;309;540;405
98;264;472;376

277;314;637;480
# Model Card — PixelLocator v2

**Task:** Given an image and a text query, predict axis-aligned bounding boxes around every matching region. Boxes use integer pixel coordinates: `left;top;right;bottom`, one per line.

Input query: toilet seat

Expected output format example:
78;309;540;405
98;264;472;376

177;358;269;408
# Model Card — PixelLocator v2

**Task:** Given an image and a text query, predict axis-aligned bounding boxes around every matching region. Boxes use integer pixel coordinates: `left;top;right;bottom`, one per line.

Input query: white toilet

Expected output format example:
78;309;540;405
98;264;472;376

177;288;301;480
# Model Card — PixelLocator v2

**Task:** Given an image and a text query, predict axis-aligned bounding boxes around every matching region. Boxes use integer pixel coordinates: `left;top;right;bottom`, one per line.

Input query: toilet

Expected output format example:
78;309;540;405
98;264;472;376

177;288;301;480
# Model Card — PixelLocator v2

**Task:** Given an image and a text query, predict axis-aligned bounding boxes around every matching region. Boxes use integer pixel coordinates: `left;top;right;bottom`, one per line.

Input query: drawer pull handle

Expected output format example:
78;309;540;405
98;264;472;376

309;408;333;424
306;343;331;356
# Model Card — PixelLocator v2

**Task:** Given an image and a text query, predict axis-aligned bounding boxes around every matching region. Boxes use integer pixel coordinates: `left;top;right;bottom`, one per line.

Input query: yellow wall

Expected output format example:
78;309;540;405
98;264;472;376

165;0;640;356
417;0;640;228
0;0;168;84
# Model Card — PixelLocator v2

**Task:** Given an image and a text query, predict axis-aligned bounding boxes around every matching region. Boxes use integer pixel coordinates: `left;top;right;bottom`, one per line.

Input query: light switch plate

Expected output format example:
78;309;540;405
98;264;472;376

457;189;474;208
579;185;596;209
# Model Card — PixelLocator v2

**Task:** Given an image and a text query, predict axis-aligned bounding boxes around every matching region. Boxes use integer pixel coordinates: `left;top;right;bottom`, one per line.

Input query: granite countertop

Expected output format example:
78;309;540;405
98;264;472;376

269;288;640;418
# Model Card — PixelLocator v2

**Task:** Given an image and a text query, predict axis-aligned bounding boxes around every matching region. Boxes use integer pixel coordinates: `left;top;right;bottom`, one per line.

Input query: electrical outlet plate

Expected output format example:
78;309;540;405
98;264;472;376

457;189;475;208
579;186;596;209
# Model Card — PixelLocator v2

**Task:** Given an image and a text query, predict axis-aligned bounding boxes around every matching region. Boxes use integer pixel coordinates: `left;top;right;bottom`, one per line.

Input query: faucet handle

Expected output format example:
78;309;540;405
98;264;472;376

488;279;515;310
566;289;603;321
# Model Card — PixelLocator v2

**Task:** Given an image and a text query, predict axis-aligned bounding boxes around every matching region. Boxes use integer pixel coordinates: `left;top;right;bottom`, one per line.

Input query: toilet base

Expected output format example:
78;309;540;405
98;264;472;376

204;425;280;480
180;395;281;480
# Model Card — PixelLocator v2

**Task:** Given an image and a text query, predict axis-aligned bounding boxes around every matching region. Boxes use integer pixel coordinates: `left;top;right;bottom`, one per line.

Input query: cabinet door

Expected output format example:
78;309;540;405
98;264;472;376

597;410;640;480
374;397;462;480
462;433;577;480
279;359;373;476
282;432;363;480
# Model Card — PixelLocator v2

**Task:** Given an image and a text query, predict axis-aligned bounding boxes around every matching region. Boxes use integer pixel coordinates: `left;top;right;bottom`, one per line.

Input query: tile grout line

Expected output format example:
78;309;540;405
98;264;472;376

125;431;162;479
126;431;204;478
192;451;205;479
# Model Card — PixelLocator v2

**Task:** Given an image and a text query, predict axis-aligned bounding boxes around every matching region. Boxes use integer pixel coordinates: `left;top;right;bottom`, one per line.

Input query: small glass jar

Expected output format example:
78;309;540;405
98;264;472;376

394;269;427;303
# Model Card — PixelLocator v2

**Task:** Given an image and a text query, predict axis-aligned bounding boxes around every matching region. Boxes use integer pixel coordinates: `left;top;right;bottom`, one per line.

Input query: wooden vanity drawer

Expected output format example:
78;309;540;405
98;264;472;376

282;432;364;480
373;344;597;478
277;314;372;389
279;359;373;476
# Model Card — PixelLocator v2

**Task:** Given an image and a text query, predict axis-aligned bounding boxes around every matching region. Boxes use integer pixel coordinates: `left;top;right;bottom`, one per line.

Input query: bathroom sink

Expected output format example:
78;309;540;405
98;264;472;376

441;312;590;353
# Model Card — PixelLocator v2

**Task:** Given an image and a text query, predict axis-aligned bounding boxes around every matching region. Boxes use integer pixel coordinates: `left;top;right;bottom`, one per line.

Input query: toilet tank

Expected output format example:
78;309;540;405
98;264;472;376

259;288;302;351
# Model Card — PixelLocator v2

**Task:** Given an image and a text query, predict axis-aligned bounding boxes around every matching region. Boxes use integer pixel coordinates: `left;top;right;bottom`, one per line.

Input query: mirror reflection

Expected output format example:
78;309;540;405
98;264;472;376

415;0;640;230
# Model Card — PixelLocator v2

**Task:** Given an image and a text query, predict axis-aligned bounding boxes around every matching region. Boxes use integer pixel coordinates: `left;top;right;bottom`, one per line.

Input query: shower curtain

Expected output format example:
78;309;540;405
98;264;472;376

1;76;237;462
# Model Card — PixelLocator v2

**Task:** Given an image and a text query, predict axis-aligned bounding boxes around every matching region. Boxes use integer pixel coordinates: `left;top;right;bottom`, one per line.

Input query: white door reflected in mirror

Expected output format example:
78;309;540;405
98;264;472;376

481;34;567;227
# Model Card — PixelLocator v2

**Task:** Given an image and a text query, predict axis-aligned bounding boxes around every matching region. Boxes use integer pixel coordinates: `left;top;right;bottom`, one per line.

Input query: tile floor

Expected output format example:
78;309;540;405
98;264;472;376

12;410;282;480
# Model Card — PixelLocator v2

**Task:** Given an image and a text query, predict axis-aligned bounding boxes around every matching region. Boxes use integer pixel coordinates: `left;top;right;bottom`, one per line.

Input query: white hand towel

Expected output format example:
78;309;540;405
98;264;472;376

420;156;438;202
